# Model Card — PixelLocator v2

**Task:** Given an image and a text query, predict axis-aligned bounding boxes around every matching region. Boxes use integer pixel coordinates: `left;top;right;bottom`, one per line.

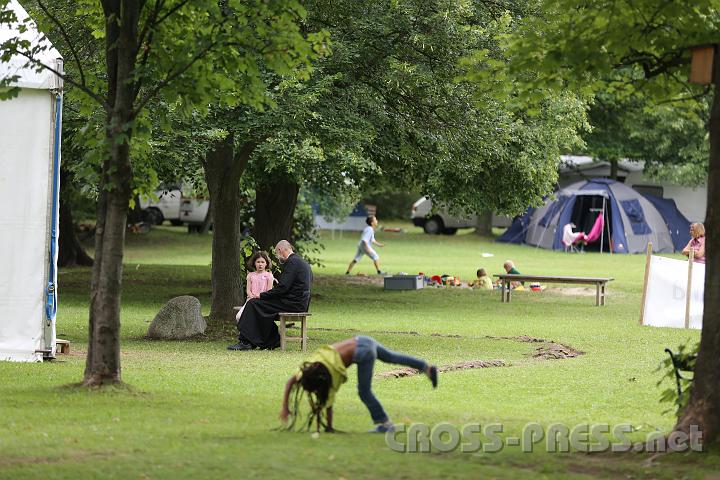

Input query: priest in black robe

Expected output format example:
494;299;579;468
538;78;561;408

228;240;312;350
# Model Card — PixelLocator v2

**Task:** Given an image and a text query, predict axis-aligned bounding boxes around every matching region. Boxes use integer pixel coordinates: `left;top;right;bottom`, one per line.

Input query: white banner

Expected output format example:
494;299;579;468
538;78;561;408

643;256;704;329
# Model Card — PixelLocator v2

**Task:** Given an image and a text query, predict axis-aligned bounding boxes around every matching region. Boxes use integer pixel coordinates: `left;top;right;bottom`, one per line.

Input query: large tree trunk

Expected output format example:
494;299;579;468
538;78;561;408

253;178;299;250
673;51;720;445
84;142;132;386
473;210;493;236
198;200;213;234
83;1;140;387
58;171;94;267
204;135;254;325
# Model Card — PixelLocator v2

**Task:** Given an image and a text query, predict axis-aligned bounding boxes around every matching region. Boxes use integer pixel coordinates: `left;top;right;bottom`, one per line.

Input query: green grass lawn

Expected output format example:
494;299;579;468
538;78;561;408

1;224;718;479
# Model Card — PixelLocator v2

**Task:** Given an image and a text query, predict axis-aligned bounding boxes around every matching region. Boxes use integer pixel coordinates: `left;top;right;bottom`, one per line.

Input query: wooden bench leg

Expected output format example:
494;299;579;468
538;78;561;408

500;282;506;302
300;316;307;352
279;316;287;351
506;281;512;302
601;283;606;306
595;283;601;306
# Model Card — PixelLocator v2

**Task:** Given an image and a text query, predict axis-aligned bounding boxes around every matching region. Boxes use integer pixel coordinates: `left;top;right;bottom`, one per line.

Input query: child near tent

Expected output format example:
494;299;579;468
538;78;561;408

235;251;275;322
469;268;493;290
279;336;438;433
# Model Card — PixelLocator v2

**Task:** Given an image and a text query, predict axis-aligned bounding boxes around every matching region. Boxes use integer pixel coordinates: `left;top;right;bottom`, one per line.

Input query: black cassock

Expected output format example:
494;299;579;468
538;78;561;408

237;253;313;348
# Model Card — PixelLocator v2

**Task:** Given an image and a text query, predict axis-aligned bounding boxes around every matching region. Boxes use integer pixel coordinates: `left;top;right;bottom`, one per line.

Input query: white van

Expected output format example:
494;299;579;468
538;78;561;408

410;197;511;234
140;185;209;228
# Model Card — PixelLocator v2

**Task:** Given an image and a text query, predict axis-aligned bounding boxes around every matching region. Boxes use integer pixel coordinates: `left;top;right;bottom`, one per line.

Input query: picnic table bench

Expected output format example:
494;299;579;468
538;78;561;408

493;274;614;306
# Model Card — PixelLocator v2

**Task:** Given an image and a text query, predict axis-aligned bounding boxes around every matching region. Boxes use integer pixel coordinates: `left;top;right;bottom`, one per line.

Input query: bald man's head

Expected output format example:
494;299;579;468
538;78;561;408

275;240;294;262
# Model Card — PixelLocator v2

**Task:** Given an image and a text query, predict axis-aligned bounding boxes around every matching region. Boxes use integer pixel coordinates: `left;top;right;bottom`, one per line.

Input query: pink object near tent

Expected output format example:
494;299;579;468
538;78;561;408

562;223;586;247
585;213;604;243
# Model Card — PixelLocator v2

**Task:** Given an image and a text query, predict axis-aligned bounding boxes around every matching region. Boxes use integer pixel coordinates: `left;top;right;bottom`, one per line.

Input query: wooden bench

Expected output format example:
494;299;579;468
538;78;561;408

493;274;614;306
233;308;310;351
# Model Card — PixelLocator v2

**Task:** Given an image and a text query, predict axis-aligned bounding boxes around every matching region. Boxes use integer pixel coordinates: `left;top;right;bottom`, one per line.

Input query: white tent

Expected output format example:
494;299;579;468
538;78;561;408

0;0;63;361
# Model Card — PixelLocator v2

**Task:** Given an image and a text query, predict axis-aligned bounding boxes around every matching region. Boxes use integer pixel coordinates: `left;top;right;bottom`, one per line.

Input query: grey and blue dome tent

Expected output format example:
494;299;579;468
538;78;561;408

497;179;691;253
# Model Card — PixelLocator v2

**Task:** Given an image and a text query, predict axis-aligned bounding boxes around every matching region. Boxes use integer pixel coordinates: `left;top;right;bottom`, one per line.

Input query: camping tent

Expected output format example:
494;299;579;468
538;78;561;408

497;179;691;254
0;0;63;361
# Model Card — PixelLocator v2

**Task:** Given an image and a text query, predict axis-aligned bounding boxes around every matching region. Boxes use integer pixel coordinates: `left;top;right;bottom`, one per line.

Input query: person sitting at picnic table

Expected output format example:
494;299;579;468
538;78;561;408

501;260;524;289
469;268;493;290
682;222;706;264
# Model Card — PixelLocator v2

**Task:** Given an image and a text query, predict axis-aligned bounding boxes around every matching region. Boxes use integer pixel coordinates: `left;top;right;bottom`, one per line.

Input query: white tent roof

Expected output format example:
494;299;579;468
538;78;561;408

559;155;645;173
0;0;62;89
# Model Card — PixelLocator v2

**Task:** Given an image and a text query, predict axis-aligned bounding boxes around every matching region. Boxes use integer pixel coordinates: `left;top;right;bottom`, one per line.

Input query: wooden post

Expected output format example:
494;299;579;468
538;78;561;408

639;242;653;325
685;249;694;329
279;315;287;351
300;316;308;352
690;45;715;84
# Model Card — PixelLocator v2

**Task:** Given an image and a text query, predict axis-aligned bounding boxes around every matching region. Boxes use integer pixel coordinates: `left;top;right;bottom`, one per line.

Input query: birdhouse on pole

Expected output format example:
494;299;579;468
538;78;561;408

690;45;716;85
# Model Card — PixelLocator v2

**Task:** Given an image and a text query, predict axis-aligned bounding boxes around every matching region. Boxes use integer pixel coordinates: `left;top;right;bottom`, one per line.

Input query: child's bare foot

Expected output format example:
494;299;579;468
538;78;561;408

426;365;438;388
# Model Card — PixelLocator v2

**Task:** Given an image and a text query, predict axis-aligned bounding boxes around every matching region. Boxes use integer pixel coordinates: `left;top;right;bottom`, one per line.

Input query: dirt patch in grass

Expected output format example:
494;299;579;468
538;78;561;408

314;275;384;287
376;359;507;379
488;335;547;343
532;342;584;359
315;329;585;360
554;287;596;296
312;327;422;336
488;335;585;359
344;274;384;286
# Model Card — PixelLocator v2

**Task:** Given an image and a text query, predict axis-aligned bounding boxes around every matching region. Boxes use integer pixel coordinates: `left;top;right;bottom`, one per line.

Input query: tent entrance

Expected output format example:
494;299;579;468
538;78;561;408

569;195;612;252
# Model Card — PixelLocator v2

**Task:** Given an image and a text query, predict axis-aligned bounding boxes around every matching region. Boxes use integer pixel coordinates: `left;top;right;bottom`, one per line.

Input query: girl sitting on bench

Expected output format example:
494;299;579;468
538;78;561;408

279;336;437;433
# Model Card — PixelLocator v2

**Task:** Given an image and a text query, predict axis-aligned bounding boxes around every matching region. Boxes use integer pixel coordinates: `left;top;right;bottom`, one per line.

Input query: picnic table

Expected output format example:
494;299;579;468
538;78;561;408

493;274;614;306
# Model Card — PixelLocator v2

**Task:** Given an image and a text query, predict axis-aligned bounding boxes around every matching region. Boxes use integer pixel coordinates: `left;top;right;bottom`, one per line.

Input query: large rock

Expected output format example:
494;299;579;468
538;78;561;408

147;296;206;339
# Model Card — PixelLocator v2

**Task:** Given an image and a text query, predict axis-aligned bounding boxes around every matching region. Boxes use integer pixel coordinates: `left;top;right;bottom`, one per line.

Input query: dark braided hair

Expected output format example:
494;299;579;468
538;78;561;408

285;362;332;432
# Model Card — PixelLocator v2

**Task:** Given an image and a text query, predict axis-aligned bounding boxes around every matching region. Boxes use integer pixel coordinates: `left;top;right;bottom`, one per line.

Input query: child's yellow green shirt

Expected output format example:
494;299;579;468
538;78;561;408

296;345;348;406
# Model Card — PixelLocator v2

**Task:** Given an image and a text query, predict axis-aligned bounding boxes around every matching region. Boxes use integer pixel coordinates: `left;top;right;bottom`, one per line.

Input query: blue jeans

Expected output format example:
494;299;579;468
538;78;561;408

353;336;428;424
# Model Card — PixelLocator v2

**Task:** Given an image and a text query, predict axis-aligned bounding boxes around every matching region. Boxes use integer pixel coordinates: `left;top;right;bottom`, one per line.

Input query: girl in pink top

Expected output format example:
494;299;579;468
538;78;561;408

682;222;706;264
236;251;275;321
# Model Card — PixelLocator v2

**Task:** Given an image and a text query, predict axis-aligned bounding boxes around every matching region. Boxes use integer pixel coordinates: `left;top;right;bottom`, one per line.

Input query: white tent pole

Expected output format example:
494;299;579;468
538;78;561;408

685;249;694;329
606;198;612;255
639;242;653;325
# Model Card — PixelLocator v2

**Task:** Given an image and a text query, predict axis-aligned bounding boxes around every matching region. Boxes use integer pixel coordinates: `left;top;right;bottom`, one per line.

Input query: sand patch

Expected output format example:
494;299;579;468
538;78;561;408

554;287;596;296
532;342;584;359
376;359;506;379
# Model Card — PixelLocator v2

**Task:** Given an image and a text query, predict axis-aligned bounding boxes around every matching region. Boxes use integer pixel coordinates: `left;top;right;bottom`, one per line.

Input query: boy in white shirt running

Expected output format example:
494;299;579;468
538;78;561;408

346;215;385;275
